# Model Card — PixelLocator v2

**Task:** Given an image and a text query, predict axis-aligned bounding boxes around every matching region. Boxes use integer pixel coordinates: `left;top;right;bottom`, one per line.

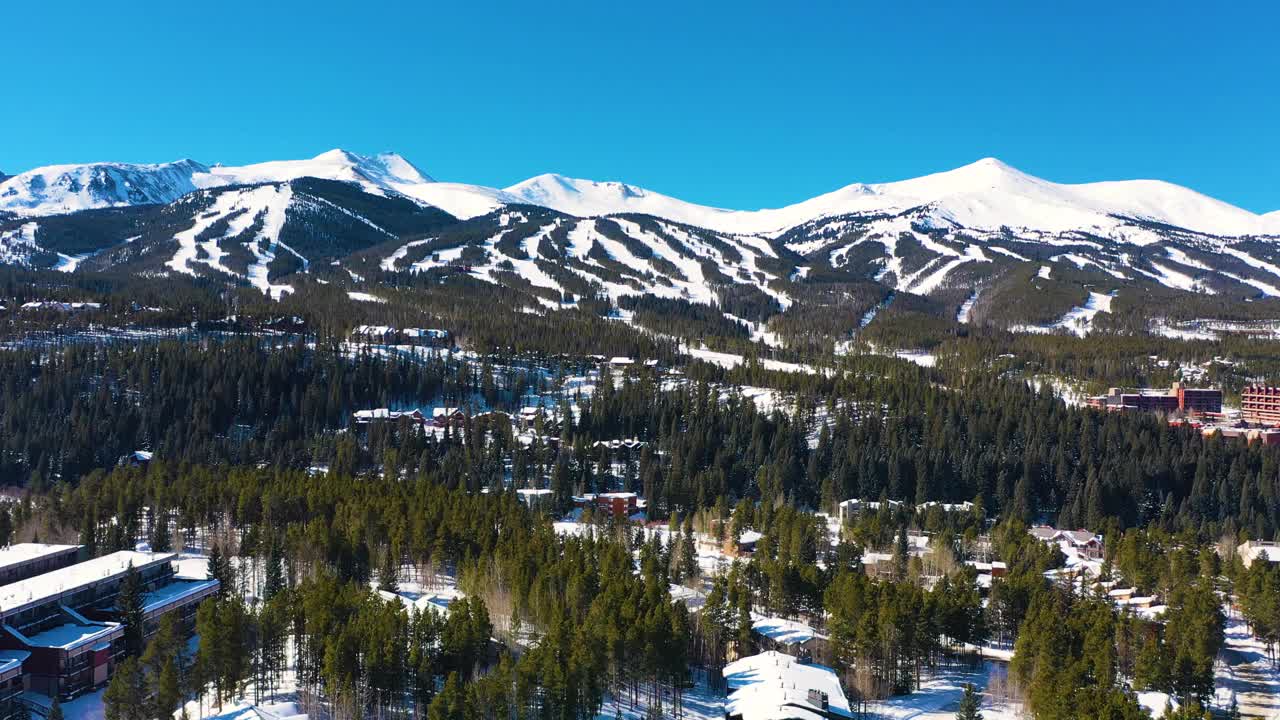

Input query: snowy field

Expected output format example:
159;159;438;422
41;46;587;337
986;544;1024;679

868;663;1023;720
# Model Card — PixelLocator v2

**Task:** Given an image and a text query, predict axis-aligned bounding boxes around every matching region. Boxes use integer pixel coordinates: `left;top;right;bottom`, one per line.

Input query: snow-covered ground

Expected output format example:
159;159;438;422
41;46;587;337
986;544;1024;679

595;669;724;720
684;345;824;376
1011;291;1115;337
1214;612;1280;719
865;663;1023;720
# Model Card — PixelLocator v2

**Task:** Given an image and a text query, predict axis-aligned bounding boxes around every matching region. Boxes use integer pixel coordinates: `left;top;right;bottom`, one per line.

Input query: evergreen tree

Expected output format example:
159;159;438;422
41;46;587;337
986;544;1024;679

118;563;146;658
154;659;181;720
956;683;983;720
263;538;286;601
103;657;148;720
377;546;399;593
207;544;233;598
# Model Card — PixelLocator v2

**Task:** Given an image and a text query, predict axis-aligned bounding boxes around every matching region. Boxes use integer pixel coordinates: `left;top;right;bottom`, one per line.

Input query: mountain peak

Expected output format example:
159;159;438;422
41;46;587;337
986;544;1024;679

313;148;359;162
303;149;433;184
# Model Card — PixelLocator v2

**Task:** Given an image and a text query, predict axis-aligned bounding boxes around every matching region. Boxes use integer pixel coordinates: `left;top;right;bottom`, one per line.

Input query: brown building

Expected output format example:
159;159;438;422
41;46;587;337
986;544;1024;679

0;551;217;702
0;652;27;720
0;545;80;588
1173;383;1223;415
1242;386;1280;426
1207;426;1280;446
1087;383;1221;416
575;492;639;519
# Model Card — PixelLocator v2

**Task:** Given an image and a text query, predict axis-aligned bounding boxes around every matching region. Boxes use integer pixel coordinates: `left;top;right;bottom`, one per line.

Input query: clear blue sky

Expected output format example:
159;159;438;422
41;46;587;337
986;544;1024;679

5;1;1277;213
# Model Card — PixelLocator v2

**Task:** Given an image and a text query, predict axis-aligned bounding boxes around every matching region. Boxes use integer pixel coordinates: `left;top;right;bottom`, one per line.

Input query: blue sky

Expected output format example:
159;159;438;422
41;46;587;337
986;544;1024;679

4;1;1277;213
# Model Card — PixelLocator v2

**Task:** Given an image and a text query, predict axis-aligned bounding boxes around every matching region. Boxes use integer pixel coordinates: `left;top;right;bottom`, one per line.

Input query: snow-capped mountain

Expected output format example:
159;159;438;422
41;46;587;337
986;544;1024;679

0;149;511;221
6;151;1276;241
0;159;209;216
194;148;435;189
3;149;1279;332
506;159;1276;240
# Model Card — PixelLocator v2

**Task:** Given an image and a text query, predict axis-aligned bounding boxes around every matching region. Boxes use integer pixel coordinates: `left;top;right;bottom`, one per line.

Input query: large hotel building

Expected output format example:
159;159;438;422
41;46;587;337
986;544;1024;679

1242;386;1280;426
0;544;217;718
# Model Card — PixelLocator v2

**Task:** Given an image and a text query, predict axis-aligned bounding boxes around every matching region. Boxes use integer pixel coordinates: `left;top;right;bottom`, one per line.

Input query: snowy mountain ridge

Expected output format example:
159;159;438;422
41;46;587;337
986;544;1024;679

3;151;1276;242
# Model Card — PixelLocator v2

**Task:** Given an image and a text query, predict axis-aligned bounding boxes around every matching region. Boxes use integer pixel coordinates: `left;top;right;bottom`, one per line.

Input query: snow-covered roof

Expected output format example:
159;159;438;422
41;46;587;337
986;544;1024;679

353;408;423;421
4;620;120;651
0;543;79;572
0;651;28;675
838;498;904;511
1238;540;1280;565
752;615;823;646
1029;526;1102;546
738;530;764;544
916;501;975;513
0;550;174;617
724;651;851;720
140;578;219;614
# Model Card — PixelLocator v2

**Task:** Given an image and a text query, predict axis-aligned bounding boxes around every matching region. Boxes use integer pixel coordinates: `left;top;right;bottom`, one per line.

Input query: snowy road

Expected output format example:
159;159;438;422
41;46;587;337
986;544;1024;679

1216;615;1280;719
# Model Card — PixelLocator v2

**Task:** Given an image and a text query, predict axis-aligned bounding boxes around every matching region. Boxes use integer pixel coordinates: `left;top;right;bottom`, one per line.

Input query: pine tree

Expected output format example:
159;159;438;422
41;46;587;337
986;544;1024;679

377;546;399;593
955;683;983;720
263;537;286;601
104;657;147;720
208;543;232;598
119;563;146;658
154;659;181;720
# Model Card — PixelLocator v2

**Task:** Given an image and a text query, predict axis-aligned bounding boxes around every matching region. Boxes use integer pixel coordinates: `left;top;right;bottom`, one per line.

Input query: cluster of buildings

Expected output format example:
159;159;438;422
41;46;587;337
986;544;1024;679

1177;385;1280;445
1083;383;1280;444
17;302;102;313
348;325;450;346
1085;383;1222;416
835;498;975;525
352;407;467;429
0;544;216;713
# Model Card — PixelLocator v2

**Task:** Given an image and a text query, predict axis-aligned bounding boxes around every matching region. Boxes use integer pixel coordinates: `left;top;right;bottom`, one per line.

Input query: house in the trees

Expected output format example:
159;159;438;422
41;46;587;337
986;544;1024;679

736;529;764;555
574;492;639;519
751;616;829;665
402;328;450;347
353;409;427;427
116;450;154;468
516;488;555;512
431;407;467;428
349;325;396;343
1028;526;1104;560
836;499;904;524
1238;540;1280;568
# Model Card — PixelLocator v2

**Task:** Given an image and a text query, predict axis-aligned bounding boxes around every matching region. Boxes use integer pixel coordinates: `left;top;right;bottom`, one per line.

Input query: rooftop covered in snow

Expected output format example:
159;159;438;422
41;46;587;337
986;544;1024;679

724;651;851;720
0;550;174;618
0;543;80;571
